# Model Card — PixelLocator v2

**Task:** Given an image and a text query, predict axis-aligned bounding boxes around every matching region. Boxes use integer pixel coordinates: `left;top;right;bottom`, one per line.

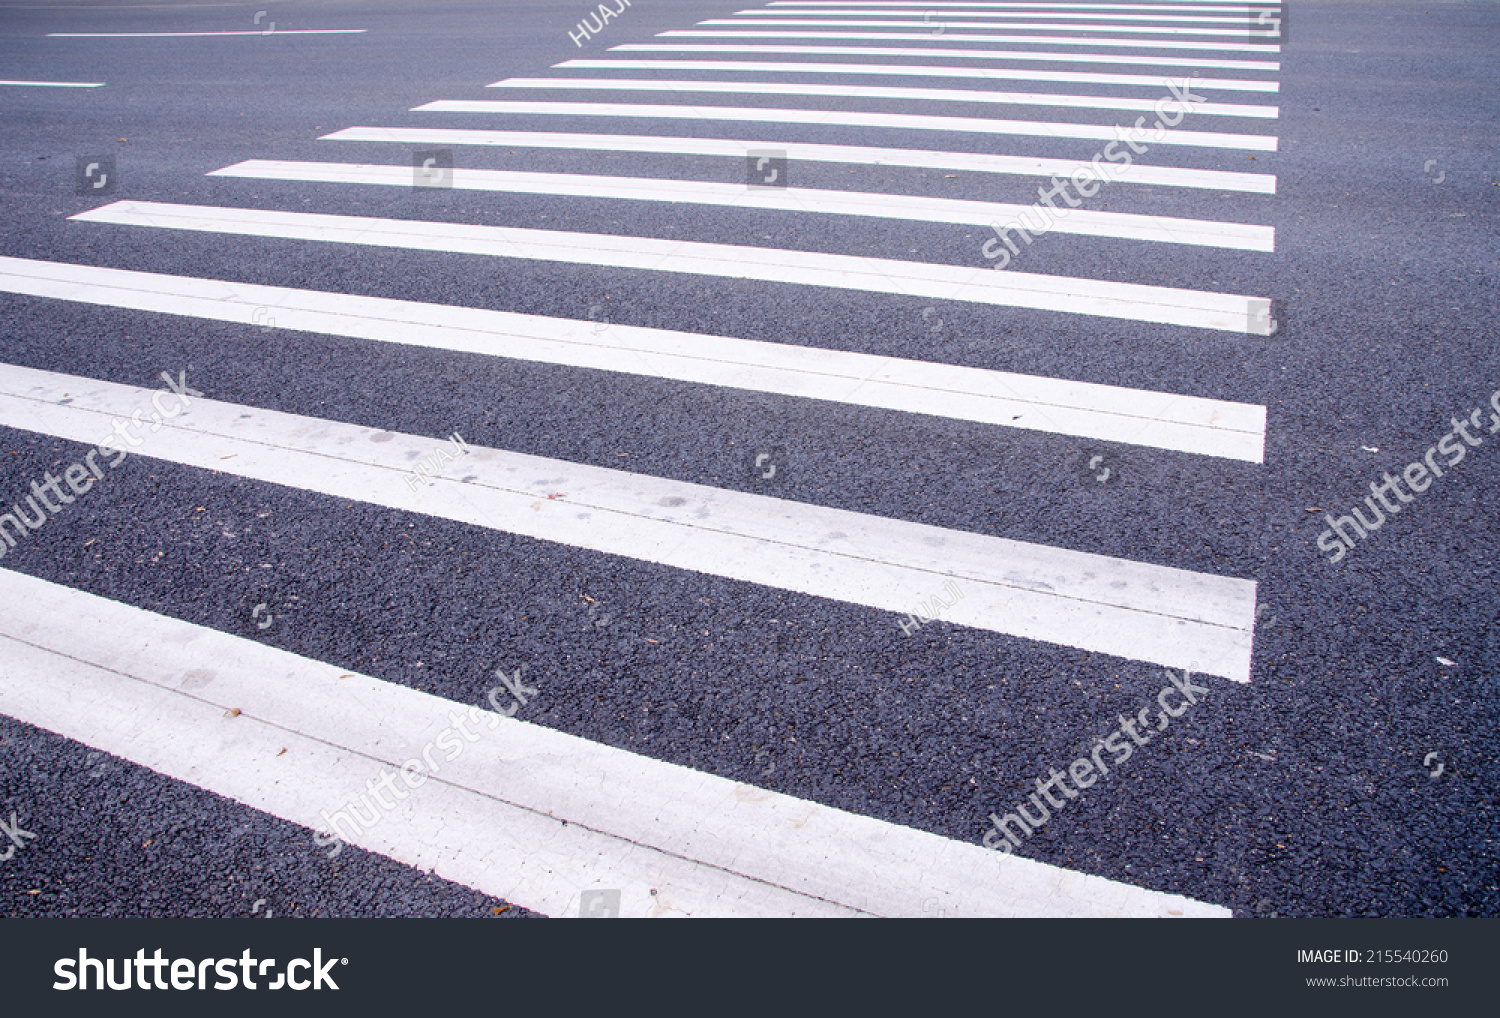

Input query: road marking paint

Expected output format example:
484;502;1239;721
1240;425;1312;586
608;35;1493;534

0;568;1230;917
696;19;1276;37
0;256;1268;461
412;99;1280;151
610;42;1281;72
488;76;1279;118
45;30;367;37
553;58;1280;93
0;364;1258;679
0;79;105;87
321;126;1276;192
739;9;1270;23
69;201;1280;333
659;30;1280;52
212;159;1276;251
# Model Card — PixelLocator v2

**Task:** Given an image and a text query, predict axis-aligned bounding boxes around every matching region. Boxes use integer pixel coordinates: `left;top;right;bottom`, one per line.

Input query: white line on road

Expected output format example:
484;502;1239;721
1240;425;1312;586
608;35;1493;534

552;58;1280;93
0;569;1230;917
660;30;1280;52
610;42;1281;71
69;201;1280;334
696;19;1275;37
45;30;367;37
320;126;1277;193
0;79;105;87
0;255;1267;460
737;9;1269;23
0;365;1259;678
211;158;1276;251
487;76;1279;118
411;99;1281;151
766;2;1270;8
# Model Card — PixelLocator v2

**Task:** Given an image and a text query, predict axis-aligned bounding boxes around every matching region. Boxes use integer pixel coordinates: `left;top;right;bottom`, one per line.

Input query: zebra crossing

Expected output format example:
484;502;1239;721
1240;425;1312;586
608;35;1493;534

1;0;1283;916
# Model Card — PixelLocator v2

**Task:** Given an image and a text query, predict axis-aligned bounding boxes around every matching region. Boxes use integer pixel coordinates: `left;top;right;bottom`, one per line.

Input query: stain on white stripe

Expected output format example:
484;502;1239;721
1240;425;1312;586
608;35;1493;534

412;100;1280;151
0;365;1258;679
554;58;1281;93
211;159;1276;251
0;79;105;87
487;76;1279;118
321;126;1277;193
0;569;1229;917
0;256;1267;461
611;42;1282;72
660;30;1280;52
69;201;1279;334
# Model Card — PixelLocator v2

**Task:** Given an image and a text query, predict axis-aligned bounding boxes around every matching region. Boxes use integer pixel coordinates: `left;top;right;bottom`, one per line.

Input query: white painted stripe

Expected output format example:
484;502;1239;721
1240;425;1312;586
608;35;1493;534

412;100;1281;152
611;43;1282;72
698;19;1279;37
660;30;1281;52
739;10;1267;22
0;569;1230;917
0;364;1258;679
0;255;1268;461
0;79;104;87
554;58;1281;93
45;30;367;37
69;201;1280;336
487;76;1279;119
320;126;1277;193
774;2;1278;7
212;159;1276;252
769;3;1272;8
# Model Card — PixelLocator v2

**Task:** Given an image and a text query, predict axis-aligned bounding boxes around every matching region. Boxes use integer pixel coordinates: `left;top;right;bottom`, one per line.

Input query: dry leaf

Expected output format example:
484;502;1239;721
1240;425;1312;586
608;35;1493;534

547;492;565;500
224;707;241;718
492;905;510;915
276;748;287;757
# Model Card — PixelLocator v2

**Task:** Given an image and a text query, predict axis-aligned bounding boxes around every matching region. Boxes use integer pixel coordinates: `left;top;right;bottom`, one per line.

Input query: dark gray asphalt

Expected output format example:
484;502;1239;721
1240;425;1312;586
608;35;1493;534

0;0;1496;918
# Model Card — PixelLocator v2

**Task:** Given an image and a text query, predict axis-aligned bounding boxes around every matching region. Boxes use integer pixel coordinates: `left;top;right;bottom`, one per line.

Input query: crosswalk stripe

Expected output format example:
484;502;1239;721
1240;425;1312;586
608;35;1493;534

320;126;1277;193
0;569;1230;917
211;159;1277;252
0;255;1267;461
698;19;1275;37
486;77;1280;119
45;30;367;37
0;79;105;88
766;2;1268;8
738;9;1267;23
553;58;1281;93
768;2;1272;7
412;100;1281;151
0;364;1258;678
661;30;1281;52
70;201;1279;334
611;42;1281;71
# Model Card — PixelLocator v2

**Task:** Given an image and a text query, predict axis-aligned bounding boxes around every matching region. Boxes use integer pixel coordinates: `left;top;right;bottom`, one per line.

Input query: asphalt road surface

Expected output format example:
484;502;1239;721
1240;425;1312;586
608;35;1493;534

0;0;1496;919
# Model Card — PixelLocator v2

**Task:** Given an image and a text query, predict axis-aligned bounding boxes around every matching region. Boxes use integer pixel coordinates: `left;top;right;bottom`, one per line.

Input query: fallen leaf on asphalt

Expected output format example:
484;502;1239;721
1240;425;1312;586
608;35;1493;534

224;707;241;717
492;905;510;915
27;889;41;895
